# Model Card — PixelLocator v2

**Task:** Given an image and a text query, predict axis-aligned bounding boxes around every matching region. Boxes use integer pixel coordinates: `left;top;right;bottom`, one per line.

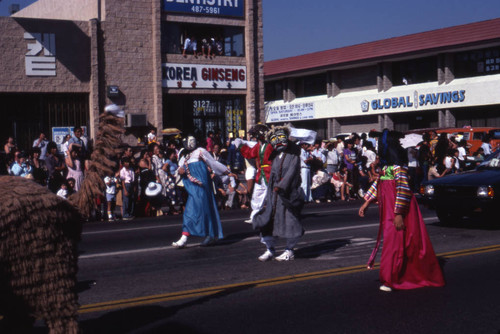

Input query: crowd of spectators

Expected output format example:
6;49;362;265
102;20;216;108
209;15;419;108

296;130;496;203
2;127;495;222
182;35;224;58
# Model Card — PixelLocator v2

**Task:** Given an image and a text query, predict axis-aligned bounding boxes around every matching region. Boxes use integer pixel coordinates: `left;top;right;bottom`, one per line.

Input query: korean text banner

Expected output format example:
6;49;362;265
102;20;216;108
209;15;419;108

163;0;244;17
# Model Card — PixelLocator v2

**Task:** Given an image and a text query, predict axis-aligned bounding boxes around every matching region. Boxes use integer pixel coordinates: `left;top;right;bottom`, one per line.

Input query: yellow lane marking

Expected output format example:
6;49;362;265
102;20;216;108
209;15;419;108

78;243;500;314
78;264;375;314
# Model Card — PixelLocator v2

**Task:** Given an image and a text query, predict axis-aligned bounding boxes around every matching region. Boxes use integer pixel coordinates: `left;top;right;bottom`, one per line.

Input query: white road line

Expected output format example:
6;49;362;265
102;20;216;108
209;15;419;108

79;216;439;260
82;207;359;236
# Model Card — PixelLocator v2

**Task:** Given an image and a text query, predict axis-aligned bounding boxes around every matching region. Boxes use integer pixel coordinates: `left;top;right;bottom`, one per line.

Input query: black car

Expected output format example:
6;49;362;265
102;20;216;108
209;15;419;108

421;149;500;224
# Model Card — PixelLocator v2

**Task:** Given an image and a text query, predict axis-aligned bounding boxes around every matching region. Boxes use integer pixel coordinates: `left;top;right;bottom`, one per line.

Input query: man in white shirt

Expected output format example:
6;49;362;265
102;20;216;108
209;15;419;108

182;36;197;57
33;132;49;160
481;137;492;157
311;140;327;165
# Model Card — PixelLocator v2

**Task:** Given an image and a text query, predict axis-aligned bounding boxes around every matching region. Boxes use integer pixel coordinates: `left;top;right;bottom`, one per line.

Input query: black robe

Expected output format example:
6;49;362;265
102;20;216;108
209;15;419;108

253;142;304;238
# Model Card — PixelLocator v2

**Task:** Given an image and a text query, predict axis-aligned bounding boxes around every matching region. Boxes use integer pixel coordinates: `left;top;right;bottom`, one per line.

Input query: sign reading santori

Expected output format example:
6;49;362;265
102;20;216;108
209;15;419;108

24;32;56;76
162;63;247;89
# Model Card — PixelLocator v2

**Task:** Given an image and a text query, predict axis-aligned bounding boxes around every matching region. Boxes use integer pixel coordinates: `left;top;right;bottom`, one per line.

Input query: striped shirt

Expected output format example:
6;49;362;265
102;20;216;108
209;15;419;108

364;165;412;215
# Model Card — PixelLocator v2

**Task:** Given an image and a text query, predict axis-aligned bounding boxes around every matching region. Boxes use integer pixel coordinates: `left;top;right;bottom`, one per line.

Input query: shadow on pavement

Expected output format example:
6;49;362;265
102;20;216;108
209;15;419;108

34;283;257;334
79;284;256;334
295;239;351;259
214;231;259;246
75;280;97;293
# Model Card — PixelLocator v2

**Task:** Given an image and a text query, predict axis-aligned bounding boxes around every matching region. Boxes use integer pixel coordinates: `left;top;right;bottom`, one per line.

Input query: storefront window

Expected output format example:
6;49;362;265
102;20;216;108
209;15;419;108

265;80;283;101
164;95;246;141
161;22;245;57
392;56;437;86
455;47;500;78
294;74;327;98
303;74;327;97
223;27;244;57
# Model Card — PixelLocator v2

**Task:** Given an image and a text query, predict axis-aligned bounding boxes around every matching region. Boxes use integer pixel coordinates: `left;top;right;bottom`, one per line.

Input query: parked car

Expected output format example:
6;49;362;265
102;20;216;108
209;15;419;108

420;149;500;224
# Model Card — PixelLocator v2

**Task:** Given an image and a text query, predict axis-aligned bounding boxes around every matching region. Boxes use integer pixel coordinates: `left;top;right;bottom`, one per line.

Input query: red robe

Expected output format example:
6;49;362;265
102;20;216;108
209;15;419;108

366;166;445;289
240;142;273;184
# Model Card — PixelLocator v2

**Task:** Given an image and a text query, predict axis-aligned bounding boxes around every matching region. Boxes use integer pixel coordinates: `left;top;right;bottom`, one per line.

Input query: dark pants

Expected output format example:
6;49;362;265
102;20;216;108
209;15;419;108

122;183;135;218
312;183;334;201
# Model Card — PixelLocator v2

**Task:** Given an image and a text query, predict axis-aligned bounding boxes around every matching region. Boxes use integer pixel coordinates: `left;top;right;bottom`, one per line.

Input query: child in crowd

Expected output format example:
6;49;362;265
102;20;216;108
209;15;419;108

56;181;69;199
119;157;135;220
56;178;75;199
331;164;353;201
104;174;119;221
147;129;157;145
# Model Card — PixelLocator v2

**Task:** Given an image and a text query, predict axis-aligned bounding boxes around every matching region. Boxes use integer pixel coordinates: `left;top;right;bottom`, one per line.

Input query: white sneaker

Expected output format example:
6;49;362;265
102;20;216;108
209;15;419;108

244;218;253;224
275;249;294;261
258;249;275;262
379;285;392;292
172;235;188;249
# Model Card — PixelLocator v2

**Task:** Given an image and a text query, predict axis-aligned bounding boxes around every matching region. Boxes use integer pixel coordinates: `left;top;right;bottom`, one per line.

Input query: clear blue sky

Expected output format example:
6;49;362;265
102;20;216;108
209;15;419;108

2;0;500;61
263;0;500;61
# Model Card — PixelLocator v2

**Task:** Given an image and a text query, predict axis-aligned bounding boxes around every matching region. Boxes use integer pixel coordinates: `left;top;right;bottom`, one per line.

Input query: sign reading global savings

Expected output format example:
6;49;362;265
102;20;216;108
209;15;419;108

162;63;247;89
163;0;244;17
370;90;466;110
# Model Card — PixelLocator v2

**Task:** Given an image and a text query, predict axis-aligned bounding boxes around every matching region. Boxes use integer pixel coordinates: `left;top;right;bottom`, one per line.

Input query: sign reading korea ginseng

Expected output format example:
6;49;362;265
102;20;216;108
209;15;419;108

162;63;247;89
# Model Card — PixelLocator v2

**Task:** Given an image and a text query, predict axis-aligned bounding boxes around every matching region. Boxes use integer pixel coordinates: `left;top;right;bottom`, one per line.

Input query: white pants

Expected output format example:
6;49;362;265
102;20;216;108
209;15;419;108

250;178;267;221
245;165;257;180
300;167;312;202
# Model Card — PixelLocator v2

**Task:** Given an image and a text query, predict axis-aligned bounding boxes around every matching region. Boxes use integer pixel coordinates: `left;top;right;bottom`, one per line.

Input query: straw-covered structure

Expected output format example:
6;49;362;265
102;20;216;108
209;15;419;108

0;111;124;333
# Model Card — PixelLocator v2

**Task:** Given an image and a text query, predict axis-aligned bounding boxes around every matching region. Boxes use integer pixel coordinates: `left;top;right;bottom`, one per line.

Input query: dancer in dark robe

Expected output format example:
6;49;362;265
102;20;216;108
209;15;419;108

253;126;304;262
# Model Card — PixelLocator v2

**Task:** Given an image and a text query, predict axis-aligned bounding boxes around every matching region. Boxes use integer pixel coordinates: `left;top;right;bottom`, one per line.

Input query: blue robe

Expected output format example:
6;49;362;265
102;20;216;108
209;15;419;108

182;161;223;239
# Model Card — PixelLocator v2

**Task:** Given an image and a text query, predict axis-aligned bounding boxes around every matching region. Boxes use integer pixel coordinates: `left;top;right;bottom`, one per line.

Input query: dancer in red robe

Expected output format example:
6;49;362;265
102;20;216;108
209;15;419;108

235;124;273;223
358;129;445;292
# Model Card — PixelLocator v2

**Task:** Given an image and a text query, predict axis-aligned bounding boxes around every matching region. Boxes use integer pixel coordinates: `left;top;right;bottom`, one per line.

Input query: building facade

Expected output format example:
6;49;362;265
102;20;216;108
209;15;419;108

1;0;263;150
264;19;500;140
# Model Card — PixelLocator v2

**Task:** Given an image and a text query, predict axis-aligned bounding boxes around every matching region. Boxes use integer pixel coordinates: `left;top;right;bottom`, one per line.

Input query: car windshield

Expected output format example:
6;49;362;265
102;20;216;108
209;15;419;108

490;129;500;139
477;150;500;169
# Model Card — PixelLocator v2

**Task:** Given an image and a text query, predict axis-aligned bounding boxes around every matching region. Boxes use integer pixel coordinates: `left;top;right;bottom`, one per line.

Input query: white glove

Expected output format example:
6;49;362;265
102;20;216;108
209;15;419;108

233;138;243;147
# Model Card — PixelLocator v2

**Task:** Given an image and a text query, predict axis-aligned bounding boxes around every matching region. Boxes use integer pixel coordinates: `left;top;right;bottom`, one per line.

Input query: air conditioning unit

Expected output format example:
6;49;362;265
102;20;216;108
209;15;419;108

125;113;148;127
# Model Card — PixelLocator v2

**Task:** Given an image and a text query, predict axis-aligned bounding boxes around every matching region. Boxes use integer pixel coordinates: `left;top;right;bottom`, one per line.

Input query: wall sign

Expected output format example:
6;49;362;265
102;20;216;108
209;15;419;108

25;32;56;76
266;102;316;123
365;89;466;112
162;63;247;89
163;0;244;17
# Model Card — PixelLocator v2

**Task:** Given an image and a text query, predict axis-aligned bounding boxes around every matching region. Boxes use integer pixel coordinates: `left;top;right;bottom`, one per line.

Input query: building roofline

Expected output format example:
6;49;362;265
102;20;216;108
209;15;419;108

264;18;500;78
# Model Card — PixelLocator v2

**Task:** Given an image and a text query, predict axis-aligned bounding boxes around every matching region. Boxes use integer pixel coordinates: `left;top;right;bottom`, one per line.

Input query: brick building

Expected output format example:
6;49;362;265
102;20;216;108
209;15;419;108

264;18;500;139
0;0;263;150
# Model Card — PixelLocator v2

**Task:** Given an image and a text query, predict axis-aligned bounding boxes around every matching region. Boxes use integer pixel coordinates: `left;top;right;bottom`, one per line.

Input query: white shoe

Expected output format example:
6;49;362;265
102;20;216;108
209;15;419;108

244;218;253;224
258;249;275;262
275;249;294;261
172;235;188;248
379;285;392;292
